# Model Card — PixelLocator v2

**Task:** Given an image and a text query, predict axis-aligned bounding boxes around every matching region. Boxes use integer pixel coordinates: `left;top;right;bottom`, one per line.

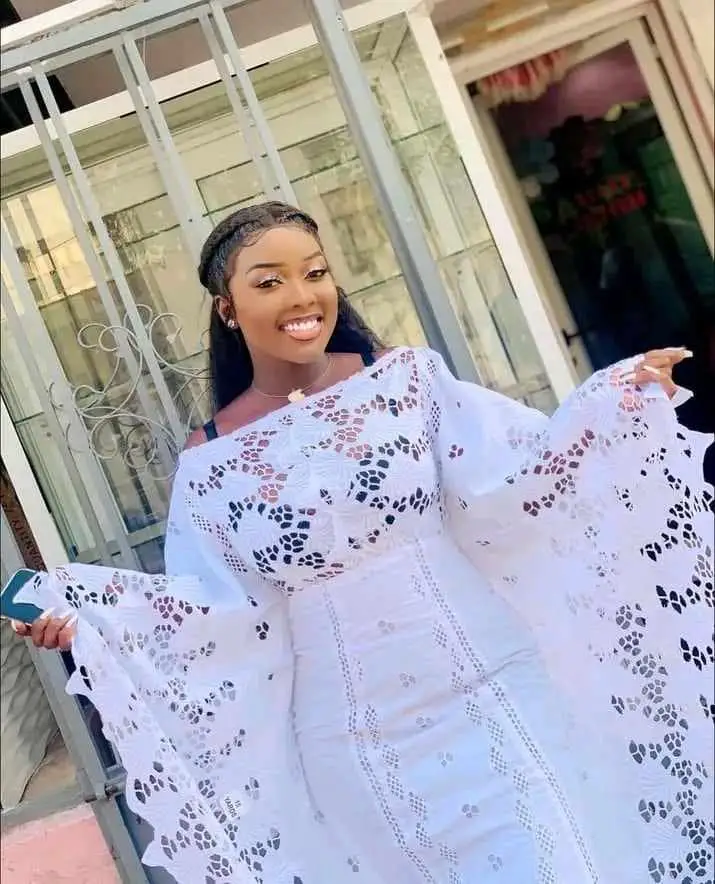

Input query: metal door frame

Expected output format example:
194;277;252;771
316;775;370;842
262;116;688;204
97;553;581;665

407;4;581;399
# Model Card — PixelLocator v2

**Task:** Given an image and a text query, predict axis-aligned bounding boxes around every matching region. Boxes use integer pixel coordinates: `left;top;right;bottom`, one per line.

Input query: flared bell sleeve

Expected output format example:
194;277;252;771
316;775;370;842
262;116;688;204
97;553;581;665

15;473;345;884
423;348;713;874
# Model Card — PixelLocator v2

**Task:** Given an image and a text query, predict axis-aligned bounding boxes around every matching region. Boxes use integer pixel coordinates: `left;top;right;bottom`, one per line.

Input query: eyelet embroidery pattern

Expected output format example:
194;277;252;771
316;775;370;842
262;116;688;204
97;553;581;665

414;544;596;884
322;588;439;883
16;347;713;884
432;354;713;882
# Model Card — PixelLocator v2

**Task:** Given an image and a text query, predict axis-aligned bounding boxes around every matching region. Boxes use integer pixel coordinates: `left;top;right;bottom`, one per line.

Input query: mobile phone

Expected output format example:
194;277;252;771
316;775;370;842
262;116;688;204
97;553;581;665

1;569;43;624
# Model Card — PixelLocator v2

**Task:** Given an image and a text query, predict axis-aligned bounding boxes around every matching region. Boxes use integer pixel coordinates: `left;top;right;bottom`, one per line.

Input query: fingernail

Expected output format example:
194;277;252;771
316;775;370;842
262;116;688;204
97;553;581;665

682;349;693;358
10;619;23;633
65;615;78;628
643;365;664;378
38;608;56;621
56;610;73;621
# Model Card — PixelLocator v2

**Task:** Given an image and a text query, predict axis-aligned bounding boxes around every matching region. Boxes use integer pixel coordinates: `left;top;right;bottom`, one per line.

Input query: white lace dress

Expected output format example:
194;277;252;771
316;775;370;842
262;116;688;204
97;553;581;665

19;348;713;884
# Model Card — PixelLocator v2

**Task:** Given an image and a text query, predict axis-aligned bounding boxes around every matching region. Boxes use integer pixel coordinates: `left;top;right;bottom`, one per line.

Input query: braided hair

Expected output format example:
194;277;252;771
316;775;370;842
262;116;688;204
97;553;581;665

198;202;381;412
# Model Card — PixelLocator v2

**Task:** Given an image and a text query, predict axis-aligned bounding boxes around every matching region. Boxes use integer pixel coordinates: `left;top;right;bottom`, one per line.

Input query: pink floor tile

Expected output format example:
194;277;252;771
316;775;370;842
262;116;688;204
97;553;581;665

2;805;120;883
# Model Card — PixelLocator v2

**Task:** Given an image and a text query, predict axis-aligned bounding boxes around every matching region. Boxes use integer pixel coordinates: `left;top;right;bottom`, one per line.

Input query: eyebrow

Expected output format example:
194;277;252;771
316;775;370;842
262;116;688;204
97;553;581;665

246;250;323;273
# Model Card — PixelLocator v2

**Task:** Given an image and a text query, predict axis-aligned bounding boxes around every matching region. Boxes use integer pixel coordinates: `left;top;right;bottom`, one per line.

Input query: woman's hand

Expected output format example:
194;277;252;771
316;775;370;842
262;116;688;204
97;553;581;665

11;609;77;651
619;347;692;399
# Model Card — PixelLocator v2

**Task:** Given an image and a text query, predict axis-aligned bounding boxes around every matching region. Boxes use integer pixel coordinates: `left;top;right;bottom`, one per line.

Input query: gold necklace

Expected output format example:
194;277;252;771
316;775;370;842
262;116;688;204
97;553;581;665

252;356;333;403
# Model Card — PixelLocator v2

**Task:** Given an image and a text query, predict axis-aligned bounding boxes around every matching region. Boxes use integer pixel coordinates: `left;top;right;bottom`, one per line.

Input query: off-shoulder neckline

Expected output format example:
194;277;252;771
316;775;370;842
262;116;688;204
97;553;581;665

178;347;411;464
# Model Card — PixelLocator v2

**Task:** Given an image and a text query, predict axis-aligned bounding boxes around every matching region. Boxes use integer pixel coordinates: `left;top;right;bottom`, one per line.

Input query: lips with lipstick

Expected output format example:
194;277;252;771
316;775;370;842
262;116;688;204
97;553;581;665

279;314;324;342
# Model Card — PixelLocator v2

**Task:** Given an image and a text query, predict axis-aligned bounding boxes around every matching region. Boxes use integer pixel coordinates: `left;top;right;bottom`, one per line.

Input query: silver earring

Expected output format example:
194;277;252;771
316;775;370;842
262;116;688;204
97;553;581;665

226;318;238;330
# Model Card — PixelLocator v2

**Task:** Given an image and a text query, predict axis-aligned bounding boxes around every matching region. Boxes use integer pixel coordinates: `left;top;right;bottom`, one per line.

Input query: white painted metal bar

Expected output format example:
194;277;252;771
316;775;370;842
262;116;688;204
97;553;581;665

407;7;578;400
120;35;212;239
657;0;714;139
1;3;206;93
645;6;714;189
2;247;153;882
209;0;297;204
0;0;253;77
27;67;187;444
1;0;117;51
111;39;208;264
304;0;478;382
197;10;282;200
1;0;418;58
24;638;147;884
0;490;140;865
1;227;138;568
16;72;179;476
2;203;167;513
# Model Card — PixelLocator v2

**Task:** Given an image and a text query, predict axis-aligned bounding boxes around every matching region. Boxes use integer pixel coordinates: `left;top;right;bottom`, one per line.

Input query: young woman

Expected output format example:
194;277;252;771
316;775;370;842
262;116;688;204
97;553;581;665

14;203;712;884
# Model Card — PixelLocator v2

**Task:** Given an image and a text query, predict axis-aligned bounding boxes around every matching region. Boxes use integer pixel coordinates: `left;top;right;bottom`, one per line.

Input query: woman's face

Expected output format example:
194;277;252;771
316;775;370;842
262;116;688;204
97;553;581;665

220;225;338;365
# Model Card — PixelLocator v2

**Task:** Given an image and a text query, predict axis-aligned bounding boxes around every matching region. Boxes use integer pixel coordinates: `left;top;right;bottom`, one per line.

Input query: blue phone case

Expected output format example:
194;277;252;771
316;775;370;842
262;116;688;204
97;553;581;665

1;569;43;624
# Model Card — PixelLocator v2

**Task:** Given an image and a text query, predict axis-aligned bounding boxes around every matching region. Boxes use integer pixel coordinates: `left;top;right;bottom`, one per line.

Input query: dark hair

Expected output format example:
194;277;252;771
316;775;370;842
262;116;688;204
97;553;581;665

198;201;381;413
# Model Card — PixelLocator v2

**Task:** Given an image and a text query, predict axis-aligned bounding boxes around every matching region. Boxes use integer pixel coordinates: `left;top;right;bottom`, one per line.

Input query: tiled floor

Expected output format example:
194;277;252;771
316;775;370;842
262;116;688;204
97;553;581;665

1;804;120;884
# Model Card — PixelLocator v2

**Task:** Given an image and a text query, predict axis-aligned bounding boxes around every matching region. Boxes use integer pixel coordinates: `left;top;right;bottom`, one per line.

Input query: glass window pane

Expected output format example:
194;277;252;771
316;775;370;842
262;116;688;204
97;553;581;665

387;25;555;408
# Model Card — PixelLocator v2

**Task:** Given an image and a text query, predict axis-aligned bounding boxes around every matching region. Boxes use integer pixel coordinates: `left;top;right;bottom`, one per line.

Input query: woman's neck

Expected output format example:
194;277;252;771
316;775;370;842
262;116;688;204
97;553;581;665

250;353;331;397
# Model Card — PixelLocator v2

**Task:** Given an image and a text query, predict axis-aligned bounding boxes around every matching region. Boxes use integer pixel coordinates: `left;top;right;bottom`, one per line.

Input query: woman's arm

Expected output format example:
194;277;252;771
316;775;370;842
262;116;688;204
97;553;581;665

9;477;344;883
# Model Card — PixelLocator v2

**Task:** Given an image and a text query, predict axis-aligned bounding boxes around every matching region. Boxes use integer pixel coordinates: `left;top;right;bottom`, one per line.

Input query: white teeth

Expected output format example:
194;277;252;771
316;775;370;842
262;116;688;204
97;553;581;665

283;318;320;332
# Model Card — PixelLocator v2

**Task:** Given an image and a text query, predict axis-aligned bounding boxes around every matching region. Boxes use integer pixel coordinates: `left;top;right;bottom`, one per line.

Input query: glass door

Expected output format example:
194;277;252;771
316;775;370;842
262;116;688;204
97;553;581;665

480;20;714;373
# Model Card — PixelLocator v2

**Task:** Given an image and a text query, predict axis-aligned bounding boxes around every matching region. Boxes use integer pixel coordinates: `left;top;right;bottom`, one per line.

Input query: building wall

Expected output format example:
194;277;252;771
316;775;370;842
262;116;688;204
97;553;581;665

1;805;120;884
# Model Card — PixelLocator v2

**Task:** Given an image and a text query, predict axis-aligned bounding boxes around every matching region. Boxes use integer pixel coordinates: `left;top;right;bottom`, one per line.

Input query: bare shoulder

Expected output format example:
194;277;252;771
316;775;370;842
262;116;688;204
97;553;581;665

182;404;232;453
183;426;209;452
375;347;395;358
181;394;273;453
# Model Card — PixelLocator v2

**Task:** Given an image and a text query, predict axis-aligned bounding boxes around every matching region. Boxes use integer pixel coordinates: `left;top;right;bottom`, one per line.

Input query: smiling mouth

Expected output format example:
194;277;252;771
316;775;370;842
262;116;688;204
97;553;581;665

279;315;323;341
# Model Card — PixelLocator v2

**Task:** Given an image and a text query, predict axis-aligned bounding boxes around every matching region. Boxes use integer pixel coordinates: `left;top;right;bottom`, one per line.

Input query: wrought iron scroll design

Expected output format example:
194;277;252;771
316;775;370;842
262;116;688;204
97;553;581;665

50;304;211;480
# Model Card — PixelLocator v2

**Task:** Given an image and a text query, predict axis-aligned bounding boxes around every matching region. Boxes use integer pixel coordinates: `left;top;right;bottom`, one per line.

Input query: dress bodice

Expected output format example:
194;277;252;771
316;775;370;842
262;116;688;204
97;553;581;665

175;349;445;593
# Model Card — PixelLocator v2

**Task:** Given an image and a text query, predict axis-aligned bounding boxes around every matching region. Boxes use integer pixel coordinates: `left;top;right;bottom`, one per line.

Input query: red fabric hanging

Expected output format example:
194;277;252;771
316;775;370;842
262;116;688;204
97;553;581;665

478;49;572;108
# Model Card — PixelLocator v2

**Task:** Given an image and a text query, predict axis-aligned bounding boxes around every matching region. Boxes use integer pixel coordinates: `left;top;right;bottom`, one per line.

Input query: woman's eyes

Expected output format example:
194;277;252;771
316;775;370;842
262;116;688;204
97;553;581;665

255;267;328;288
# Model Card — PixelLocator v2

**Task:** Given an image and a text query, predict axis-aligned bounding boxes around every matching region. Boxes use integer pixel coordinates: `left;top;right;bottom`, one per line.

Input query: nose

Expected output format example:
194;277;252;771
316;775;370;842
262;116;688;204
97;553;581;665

287;278;318;309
